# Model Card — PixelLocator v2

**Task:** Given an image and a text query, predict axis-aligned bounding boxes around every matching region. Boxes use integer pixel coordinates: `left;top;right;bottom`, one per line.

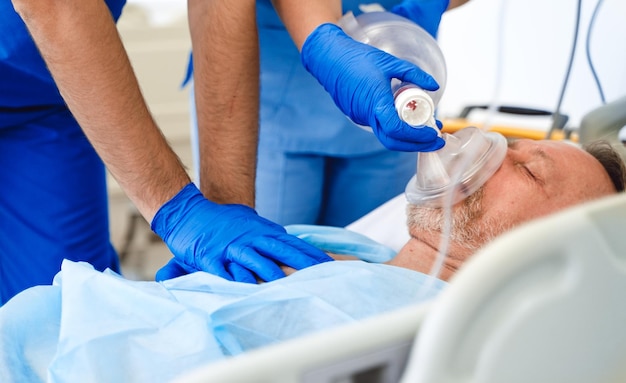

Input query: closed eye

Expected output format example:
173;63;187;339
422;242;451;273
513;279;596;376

522;164;536;180
517;162;545;187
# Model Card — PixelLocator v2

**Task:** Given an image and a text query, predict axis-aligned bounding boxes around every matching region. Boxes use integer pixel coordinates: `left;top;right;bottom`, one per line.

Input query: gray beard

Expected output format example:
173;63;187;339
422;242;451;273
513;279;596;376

405;186;511;253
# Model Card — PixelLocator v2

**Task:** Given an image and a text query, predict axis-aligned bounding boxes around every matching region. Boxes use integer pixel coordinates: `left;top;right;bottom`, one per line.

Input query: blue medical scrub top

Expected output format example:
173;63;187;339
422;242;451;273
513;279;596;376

0;0;126;121
256;0;402;155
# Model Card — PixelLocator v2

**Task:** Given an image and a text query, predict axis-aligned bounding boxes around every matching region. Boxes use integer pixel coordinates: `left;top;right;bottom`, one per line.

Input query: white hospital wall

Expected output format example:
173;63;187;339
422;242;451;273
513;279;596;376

436;0;626;130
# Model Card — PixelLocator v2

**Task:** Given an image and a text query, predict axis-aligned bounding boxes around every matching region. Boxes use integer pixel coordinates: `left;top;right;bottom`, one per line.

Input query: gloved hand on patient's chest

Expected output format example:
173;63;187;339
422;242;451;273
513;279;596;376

300;23;445;152
151;183;334;282
391;0;450;38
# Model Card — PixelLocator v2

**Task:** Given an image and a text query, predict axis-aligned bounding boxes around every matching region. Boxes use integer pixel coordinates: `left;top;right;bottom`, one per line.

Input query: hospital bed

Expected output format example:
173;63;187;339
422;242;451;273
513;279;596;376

172;188;626;383
441;104;577;141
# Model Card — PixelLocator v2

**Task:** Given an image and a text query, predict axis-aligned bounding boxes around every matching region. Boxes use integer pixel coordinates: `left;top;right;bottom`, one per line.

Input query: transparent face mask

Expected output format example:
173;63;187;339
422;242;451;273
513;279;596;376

406;127;508;208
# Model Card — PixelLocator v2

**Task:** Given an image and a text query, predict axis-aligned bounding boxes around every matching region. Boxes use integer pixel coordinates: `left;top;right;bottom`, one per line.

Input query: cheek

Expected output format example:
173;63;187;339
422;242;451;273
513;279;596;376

486;187;556;228
482;181;540;226
490;199;528;225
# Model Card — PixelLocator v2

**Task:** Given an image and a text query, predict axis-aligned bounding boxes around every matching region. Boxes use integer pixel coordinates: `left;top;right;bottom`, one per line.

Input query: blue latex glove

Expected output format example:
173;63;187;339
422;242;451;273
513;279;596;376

391;0;450;38
301;23;445;152
152;183;334;283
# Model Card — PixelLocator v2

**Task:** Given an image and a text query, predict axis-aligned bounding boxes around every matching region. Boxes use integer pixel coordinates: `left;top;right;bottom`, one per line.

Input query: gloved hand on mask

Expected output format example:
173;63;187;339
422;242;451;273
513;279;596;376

152;183;333;283
300;23;445;152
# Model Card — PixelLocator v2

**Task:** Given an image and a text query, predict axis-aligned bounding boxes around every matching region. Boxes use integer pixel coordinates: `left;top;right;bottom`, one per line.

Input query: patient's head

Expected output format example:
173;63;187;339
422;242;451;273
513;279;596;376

389;139;626;280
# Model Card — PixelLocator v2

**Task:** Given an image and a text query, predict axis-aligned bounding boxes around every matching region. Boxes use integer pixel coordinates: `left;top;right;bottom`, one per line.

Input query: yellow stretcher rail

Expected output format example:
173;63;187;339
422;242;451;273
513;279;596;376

441;118;578;142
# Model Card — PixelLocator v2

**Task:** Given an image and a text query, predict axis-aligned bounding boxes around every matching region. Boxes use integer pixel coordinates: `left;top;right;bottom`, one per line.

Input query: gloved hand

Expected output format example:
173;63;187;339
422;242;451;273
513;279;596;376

391;0;450;38
151;183;334;283
301;23;445;152
155;258;196;281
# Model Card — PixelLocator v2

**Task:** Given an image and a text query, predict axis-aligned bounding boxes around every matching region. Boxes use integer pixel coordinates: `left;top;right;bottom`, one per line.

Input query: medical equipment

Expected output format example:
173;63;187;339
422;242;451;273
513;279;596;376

579;95;626;147
405;126;507;207
339;10;446;129
586;0;607;105
171;191;626;383
339;11;508;209
301;20;443;152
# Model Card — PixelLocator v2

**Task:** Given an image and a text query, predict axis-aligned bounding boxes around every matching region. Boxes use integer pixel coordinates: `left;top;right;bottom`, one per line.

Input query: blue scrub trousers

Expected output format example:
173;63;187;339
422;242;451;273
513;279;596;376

255;148;417;227
0;107;119;305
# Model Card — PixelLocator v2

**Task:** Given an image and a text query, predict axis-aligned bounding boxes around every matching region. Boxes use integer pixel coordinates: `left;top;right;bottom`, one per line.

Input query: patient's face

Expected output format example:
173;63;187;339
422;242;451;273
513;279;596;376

392;138;616;279
480;139;615;225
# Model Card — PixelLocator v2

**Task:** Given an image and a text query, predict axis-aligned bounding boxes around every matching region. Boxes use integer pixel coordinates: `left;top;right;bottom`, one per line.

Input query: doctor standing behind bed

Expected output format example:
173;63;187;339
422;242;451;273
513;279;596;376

6;0;463;300
188;0;469;229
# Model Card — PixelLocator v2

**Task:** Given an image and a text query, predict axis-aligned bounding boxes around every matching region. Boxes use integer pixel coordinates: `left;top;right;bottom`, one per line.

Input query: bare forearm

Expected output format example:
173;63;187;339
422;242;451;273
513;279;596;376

448;0;471;11
273;0;470;51
271;0;342;50
189;0;258;206
13;0;190;222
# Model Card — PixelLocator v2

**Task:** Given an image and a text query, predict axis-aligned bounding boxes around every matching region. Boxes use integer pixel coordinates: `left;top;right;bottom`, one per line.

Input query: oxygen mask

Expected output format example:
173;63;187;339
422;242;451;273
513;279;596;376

406;127;507;207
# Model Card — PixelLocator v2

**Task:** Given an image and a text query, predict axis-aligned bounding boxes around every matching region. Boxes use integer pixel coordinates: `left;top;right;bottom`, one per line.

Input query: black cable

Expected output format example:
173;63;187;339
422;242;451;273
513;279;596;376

586;0;607;104
545;0;583;139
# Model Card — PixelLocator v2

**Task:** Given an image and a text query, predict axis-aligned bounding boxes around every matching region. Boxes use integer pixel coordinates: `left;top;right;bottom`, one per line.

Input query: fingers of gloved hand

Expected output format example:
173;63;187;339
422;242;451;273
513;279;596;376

374;124;445;152
371;108;444;151
435;119;443;130
226;262;258;284
190;257;235;282
155;258;195;282
387;59;440;92
377;134;445;152
267;233;335;267
227;231;334;281
223;245;287;283
377;103;441;139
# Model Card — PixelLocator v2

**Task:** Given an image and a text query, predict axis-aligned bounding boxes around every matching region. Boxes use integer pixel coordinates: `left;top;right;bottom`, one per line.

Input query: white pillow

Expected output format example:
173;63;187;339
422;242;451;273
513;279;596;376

346;194;410;253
